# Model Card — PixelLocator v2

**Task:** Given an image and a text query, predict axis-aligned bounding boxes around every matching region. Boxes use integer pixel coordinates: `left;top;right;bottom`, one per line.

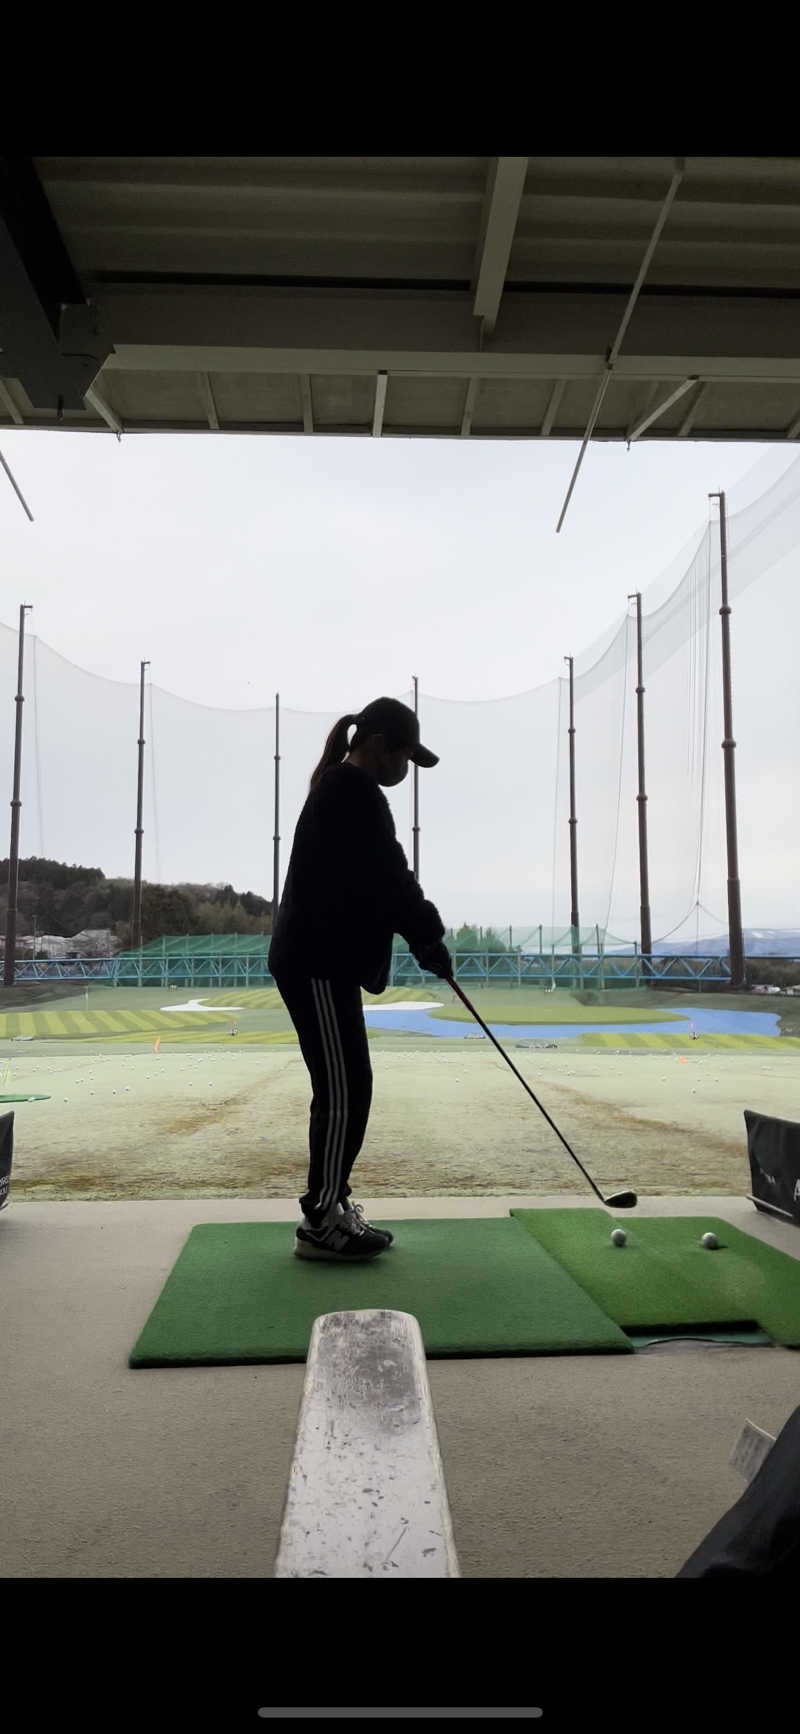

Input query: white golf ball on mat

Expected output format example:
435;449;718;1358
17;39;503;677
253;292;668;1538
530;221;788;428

701;1231;719;1249
611;1228;627;1246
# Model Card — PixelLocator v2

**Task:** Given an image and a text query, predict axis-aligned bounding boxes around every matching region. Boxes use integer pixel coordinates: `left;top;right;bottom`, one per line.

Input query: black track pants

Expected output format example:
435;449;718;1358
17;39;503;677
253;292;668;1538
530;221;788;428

272;971;373;1227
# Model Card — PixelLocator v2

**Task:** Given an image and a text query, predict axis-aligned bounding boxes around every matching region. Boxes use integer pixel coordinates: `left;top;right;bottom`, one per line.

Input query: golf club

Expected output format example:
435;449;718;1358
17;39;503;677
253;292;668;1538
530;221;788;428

445;974;638;1210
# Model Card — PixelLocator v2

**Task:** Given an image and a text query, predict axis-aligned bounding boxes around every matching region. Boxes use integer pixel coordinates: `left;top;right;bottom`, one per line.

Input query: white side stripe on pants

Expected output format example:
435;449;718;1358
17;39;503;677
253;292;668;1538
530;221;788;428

310;979;350;1221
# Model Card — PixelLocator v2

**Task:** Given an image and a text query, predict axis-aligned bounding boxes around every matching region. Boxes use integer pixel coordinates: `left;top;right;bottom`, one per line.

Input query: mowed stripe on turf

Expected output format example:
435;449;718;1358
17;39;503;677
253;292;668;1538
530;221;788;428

579;1030;799;1052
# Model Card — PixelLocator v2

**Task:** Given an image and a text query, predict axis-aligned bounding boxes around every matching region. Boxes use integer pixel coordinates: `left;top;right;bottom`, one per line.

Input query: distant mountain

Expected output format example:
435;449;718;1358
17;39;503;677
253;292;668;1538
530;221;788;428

651;929;800;957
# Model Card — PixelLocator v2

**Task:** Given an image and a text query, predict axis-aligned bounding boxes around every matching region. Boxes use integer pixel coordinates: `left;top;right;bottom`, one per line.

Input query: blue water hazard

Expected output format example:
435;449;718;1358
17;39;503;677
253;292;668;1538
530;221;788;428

362;1004;782;1041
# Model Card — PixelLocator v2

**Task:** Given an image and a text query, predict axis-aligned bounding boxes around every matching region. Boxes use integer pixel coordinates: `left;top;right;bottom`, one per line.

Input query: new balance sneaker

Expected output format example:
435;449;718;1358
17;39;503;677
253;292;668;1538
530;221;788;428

340;1199;393;1245
294;1201;389;1262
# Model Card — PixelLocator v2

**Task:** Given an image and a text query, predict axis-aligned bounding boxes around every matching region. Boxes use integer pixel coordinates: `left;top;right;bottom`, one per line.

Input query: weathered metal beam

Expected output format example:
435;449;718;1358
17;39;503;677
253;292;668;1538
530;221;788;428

472;156;528;335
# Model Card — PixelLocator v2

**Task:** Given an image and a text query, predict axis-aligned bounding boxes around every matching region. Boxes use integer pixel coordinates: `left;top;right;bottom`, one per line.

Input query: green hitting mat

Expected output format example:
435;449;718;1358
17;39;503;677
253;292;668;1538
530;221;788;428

511;1210;800;1347
128;1217;632;1367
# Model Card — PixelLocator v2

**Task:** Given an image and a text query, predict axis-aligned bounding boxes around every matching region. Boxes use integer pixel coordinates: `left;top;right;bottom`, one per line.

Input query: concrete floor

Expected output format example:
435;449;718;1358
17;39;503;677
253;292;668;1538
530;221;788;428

3;1190;799;1578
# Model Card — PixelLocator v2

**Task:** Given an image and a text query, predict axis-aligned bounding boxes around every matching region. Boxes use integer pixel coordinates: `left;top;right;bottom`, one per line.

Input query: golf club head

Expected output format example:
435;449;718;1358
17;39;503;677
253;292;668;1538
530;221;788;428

606;1190;638;1209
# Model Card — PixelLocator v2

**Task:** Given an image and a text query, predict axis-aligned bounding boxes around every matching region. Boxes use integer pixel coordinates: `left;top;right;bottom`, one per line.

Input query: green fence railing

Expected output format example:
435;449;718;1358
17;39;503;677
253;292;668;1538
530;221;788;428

9;949;737;989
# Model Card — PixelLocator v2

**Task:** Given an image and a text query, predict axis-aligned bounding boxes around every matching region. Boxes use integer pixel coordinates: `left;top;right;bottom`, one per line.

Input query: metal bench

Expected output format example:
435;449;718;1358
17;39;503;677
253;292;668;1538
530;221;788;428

273;1309;460;1577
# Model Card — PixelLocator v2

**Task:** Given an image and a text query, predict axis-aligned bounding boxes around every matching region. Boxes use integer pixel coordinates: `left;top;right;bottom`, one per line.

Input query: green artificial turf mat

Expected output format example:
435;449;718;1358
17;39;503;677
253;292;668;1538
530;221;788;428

511;1209;800;1346
129;1216;632;1367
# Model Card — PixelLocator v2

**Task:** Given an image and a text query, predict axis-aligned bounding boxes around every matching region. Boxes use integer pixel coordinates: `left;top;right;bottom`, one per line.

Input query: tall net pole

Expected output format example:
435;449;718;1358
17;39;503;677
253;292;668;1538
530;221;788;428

710;491;745;988
133;660;149;951
4;604;32;987
628;591;653;968
412;674;420;880
273;693;281;927
566;655;580;960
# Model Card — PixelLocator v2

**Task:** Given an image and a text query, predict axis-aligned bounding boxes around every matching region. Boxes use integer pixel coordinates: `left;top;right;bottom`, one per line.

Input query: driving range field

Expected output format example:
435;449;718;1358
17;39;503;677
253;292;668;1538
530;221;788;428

2;983;799;1204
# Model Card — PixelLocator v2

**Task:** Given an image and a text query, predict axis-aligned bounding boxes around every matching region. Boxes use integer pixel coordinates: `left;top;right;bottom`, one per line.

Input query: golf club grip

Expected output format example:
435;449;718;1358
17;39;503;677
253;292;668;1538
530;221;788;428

446;974;593;1178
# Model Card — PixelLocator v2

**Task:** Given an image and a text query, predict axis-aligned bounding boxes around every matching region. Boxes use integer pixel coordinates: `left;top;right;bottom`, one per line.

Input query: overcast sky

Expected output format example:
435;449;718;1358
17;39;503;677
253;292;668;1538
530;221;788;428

1;429;796;934
1;430;794;711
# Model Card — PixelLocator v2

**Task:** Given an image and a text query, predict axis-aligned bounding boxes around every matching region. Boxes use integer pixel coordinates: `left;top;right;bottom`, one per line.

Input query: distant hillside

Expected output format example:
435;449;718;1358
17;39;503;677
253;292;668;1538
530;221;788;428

652;930;800;957
0;857;274;950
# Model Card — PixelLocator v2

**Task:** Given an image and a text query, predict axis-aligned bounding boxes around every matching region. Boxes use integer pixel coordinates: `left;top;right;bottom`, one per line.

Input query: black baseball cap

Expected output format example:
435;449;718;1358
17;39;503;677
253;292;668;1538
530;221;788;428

353;697;439;767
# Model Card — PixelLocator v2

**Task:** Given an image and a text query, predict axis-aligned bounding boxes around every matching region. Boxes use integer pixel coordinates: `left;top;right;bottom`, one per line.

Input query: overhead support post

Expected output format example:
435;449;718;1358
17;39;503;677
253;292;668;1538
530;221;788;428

678;381;708;438
198;372;219;429
300;376;314;433
0;380;24;425
471;157;528;338
460;377;479;437
85;382;123;438
556;157;685;532
0;448;34;520
540;379;565;438
626;377;697;444
372;371;388;436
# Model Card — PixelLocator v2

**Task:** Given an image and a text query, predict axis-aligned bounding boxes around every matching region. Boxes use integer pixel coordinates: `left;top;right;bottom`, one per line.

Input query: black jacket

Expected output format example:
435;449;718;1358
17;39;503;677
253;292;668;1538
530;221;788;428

268;762;445;992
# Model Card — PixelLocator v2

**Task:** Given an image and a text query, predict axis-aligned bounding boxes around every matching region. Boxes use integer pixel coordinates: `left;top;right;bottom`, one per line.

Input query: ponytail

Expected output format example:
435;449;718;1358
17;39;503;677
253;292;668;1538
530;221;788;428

309;713;360;793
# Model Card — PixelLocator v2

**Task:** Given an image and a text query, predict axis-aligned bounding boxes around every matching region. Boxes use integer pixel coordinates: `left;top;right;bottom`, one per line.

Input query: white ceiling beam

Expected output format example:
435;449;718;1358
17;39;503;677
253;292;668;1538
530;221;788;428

626;376;697;442
95;276;800;365
0;379;24;425
677;380;708;437
84;382;123;435
103;347;800;385
300;374;313;432
472;157;528;337
197;371;219;429
372;371;388;436
460;377;479;437
625;380;662;441
540;379;566;437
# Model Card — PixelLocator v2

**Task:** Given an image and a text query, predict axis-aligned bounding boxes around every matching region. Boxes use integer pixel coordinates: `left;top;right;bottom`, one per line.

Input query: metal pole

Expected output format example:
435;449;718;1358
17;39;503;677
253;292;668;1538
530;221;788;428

710;491;745;989
273;693;281;927
412;675;420;880
133;661;149;952
565;656;580;970
628;592;653;972
4;605;32;986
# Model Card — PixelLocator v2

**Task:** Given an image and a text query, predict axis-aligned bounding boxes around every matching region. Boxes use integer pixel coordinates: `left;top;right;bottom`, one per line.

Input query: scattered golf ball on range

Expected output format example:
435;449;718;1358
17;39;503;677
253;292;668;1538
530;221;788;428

611;1228;627;1246
701;1232;719;1249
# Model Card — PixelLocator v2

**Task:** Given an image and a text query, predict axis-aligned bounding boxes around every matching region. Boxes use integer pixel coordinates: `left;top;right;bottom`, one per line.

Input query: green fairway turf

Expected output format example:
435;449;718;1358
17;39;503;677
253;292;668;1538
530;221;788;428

511;1209;800;1345
580;1030;800;1053
0;983;794;1052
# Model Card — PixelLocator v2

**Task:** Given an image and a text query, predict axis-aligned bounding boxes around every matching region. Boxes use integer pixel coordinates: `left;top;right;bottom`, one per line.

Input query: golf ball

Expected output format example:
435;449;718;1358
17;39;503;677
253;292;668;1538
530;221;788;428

701;1232;719;1249
611;1228;627;1246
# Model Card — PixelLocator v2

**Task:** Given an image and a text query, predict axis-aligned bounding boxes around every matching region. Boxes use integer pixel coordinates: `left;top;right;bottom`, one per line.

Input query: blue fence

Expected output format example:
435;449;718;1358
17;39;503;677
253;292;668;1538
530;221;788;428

9;950;736;989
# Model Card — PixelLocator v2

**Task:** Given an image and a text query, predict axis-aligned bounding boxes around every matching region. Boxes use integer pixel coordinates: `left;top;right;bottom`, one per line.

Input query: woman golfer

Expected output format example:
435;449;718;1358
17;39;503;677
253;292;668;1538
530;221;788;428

269;697;451;1261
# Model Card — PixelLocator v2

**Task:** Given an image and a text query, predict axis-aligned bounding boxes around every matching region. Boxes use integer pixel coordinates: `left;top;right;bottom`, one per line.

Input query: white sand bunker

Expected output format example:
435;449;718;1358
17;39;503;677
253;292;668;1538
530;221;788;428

160;999;245;1014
